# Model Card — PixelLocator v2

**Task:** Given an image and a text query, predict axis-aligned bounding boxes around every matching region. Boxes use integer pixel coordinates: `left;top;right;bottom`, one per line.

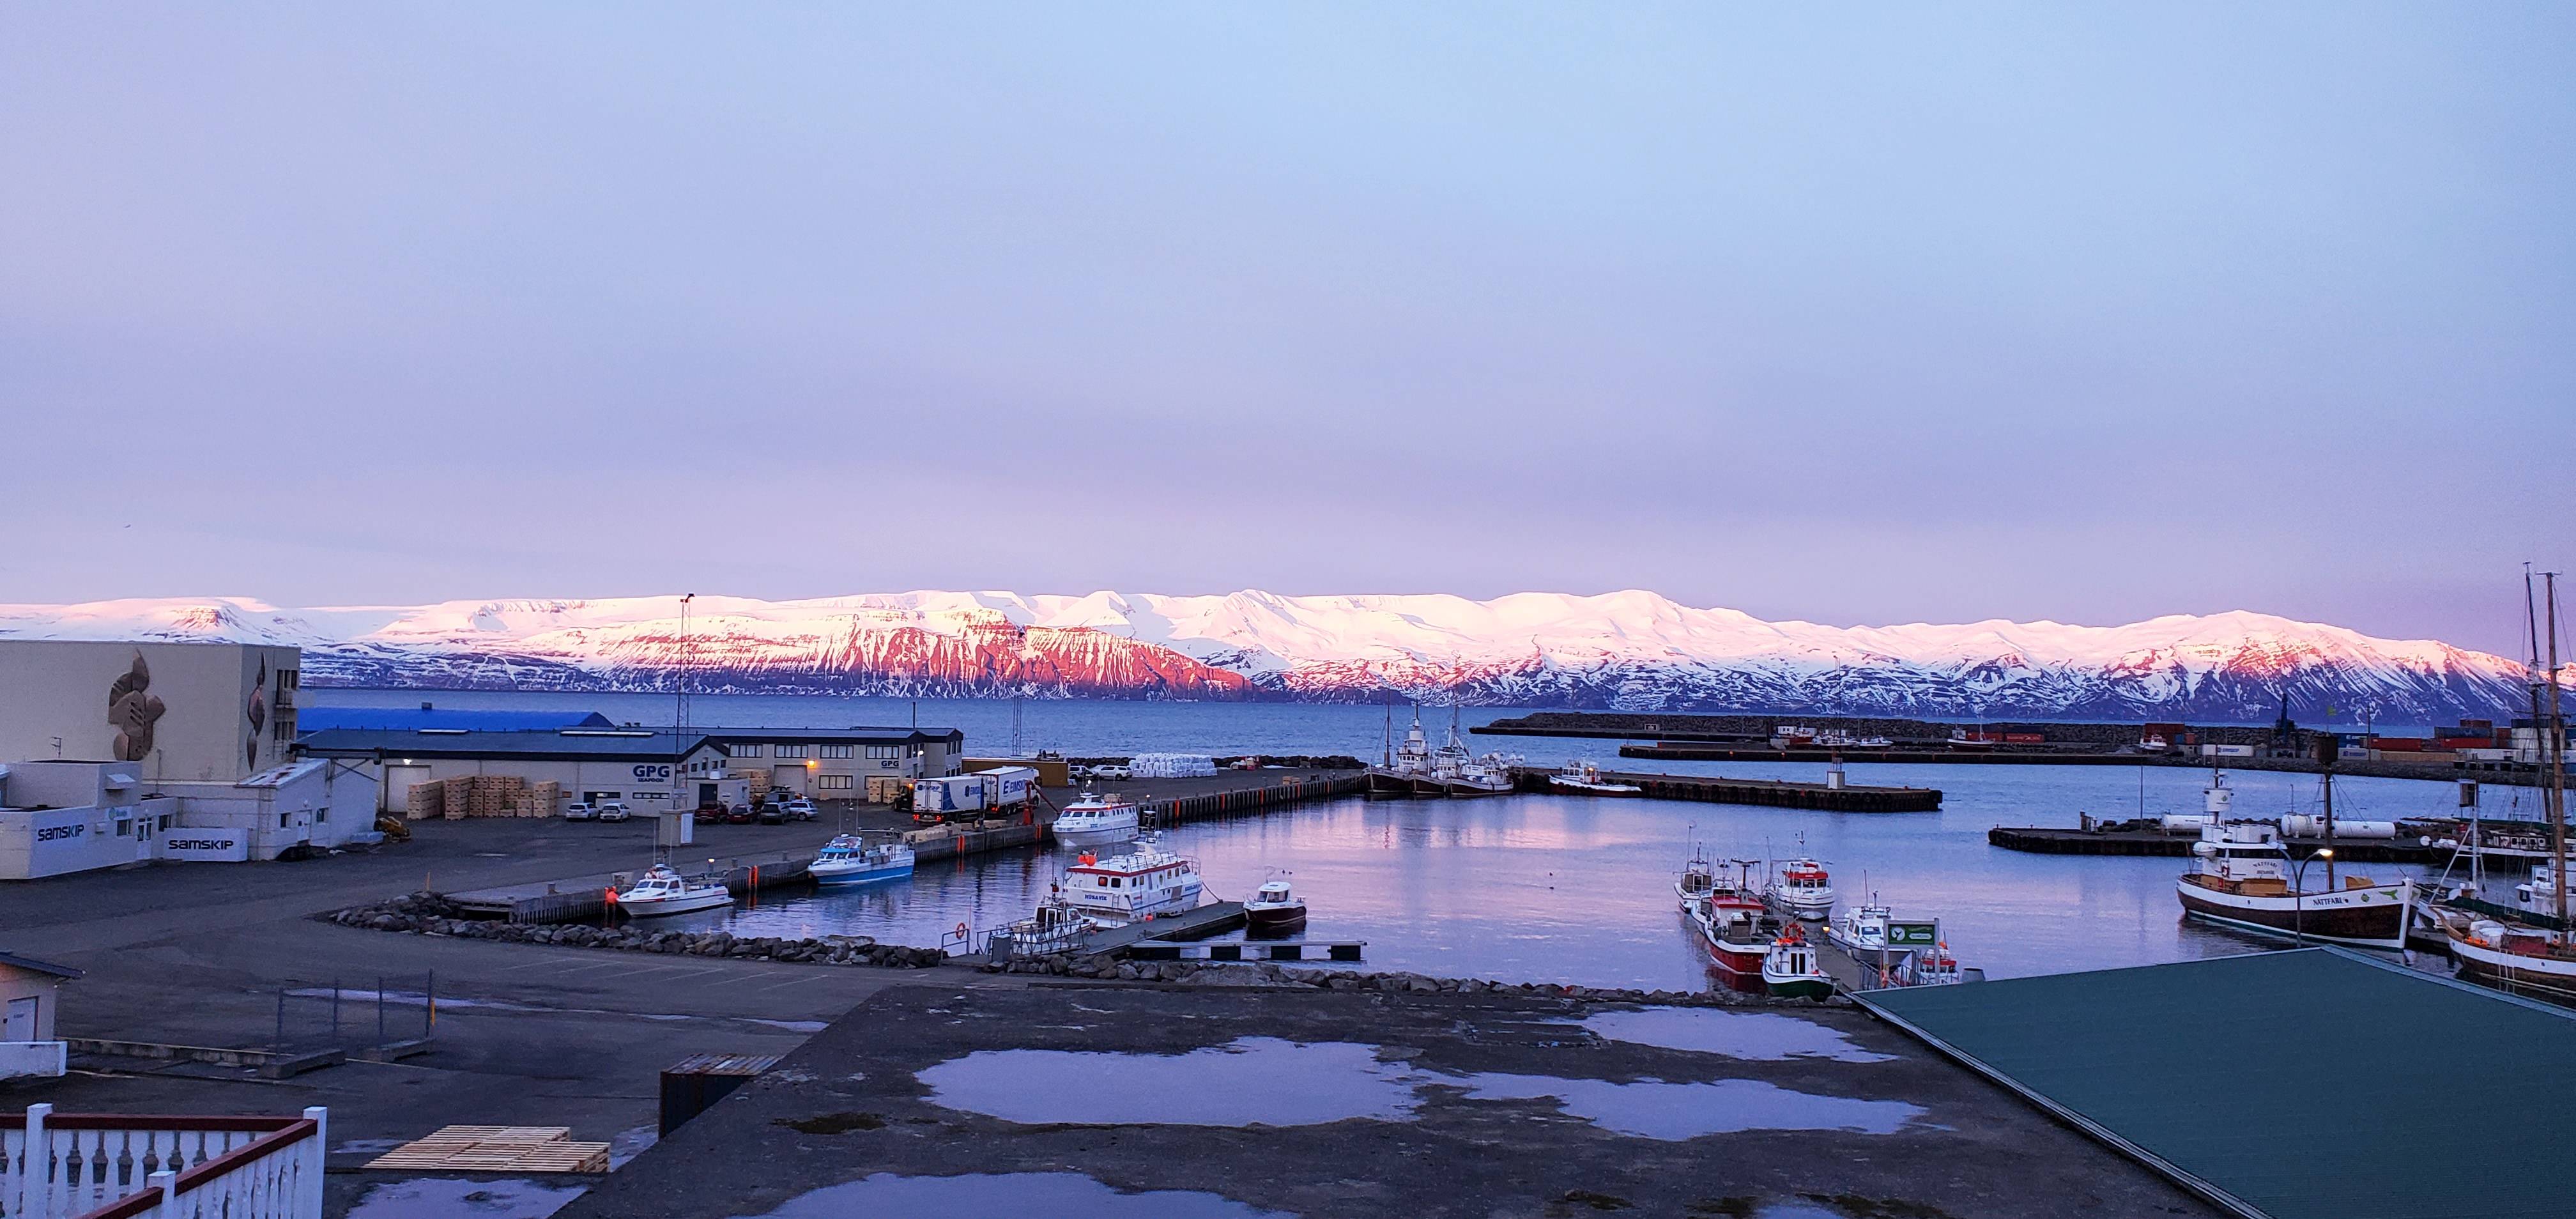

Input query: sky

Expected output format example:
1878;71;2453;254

4;4;2572;656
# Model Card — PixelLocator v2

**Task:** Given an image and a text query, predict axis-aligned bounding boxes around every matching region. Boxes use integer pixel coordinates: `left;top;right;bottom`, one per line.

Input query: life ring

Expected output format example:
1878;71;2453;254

954;922;969;938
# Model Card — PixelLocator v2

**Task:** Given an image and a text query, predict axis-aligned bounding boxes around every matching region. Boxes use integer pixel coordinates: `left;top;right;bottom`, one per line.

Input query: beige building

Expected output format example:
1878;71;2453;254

298;724;967;811
0;640;302;784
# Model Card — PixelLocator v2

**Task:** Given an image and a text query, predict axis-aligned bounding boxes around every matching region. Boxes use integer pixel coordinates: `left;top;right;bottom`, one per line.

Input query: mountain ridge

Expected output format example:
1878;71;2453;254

0;590;2541;721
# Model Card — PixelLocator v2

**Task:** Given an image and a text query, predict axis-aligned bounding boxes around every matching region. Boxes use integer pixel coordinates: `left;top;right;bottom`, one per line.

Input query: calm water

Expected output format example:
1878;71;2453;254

311;691;2492;990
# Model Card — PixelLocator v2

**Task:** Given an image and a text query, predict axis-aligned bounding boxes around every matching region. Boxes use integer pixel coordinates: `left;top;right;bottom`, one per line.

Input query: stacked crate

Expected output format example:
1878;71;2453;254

404;781;444;821
441;776;473;820
533;780;562;818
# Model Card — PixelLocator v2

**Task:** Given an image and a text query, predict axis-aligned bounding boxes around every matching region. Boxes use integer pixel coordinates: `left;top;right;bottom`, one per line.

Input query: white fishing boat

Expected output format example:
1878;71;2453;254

1246;878;1308;938
1058;835;1205;922
1764;851;1836;921
1052;791;1141;848
1367;706;1438;797
2175;818;2412;950
608;862;732;917
808;834;916;886
1814;730;1892;749
1825;898;1895;957
1551;760;1641;796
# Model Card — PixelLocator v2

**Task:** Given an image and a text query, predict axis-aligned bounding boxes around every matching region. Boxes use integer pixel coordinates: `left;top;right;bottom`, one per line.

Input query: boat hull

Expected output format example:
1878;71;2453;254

2447;930;2576;1005
1052;822;1139;848
1767;893;1834;921
1246;905;1308;939
811;862;912;886
616;890;733;917
1763;974;1834;1000
1364;770;1416;798
1549;778;1640;796
2175;878;2412;950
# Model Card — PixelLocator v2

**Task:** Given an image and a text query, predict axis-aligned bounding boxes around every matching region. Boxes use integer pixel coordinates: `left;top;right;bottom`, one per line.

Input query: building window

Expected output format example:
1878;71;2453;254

866;745;900;760
733;744;765;758
775;744;808;759
817;774;853;791
820;744;852;759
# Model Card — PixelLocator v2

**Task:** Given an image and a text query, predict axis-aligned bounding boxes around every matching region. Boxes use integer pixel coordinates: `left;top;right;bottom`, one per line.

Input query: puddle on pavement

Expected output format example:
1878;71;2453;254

734;1171;1294;1218
1750;1206;1843;1219
1444;1073;1924;1140
1579;1009;1896;1064
917;1037;1422;1126
344;1177;588;1219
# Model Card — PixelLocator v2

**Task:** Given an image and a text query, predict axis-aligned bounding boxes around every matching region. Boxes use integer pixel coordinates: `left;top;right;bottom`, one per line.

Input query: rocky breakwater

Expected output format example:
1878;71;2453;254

988;954;1844;1006
326;891;947;968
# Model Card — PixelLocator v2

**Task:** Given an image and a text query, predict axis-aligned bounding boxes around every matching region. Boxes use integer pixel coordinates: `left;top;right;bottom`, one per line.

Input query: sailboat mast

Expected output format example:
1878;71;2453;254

2546;571;2567;940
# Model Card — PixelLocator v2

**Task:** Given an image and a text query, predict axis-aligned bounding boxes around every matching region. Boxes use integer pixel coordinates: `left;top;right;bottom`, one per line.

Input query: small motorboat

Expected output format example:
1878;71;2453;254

1764;852;1837;921
1245;879;1307;938
608;862;733;917
1675;850;1717;905
1551;760;1643;796
1761;923;1835;1000
809;834;916;886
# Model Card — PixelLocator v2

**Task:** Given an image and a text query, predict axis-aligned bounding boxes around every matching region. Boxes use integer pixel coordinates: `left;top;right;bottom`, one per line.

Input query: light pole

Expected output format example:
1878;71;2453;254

2288;848;2334;945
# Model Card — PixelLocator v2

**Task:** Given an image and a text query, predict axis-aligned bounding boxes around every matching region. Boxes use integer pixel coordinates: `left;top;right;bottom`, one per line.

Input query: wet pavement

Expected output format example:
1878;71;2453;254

558;983;2220;1219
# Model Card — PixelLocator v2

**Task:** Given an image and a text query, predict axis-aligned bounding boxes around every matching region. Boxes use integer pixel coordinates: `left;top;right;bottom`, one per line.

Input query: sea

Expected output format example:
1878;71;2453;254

311;689;2510;991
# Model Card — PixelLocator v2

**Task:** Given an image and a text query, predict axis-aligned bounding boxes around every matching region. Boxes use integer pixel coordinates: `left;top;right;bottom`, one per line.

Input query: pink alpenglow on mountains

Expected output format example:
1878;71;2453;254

0;591;2540;721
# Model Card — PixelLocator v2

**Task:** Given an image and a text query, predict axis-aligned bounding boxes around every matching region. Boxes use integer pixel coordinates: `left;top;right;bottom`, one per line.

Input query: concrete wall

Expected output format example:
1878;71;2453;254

0;640;302;783
0;758;375;878
0;1040;66;1078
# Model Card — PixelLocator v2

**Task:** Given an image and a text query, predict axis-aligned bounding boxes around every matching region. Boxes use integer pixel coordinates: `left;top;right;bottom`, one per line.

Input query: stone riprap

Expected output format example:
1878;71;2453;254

323;891;948;968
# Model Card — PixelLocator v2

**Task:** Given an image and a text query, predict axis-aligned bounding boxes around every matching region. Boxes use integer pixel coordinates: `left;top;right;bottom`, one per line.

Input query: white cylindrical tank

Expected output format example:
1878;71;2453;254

2281;815;2398;839
2162;815;2215;832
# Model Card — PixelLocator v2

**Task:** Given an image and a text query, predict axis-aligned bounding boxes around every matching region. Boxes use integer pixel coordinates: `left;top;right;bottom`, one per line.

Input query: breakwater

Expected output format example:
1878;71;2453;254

1516;767;1942;812
1986;825;2445;862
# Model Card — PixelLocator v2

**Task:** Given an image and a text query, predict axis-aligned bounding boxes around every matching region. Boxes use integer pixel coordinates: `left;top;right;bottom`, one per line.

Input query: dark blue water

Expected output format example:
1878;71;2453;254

310;691;2483;989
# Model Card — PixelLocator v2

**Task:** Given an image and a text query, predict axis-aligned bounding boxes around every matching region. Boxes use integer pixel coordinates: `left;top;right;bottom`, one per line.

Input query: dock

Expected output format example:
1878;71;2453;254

1124;938;1368;963
1135;772;1369;827
1517;767;1942;812
1987;825;2444;863
448;848;822;922
1071;900;1248;955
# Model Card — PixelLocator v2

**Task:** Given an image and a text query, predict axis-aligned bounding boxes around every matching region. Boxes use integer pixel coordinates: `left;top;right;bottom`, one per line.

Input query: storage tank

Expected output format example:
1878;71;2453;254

2281;815;2398;839
2161;815;2215;832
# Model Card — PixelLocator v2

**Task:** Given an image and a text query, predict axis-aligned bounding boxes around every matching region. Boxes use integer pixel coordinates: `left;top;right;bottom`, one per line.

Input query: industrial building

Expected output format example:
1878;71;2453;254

296;724;967;813
0;639;303;783
0;757;379;880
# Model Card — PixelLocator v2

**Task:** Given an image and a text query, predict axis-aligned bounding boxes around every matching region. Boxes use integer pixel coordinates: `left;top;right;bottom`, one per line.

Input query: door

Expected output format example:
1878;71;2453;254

772;764;807;795
383;765;433;813
4;995;37;1041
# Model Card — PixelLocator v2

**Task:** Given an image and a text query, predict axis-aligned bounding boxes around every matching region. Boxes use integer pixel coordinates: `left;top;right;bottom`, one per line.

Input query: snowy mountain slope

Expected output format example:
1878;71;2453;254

0;590;2539;720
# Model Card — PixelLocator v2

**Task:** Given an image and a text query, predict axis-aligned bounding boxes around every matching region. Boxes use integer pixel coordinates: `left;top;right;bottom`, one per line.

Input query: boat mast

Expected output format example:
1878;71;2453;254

2321;738;2337;891
2547;571;2568;940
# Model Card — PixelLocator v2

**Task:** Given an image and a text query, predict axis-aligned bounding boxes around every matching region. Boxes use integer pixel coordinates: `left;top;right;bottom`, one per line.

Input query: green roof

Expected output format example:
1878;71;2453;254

1859;949;2575;1219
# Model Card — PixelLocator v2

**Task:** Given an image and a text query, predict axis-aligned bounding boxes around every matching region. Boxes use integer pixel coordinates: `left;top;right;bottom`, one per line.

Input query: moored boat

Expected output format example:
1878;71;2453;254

1552;760;1642;796
1761;923;1835;999
809;834;915;886
608;862;733;917
2174;819;2412;949
2437;569;2576;1006
2444;917;2576;1004
1052;791;1141;848
1058;835;1206;923
1680;856;1774;992
1246;879;1308;939
1765;851;1836;921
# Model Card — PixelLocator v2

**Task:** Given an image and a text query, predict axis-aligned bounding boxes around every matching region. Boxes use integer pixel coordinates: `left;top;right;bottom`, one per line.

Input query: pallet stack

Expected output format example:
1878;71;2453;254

364;1126;610;1174
404;781;444;821
440;776;473;820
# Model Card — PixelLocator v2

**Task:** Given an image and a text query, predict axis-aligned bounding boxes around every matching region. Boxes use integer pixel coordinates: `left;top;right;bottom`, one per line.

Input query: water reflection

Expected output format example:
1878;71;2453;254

1579;1008;1895;1063
1443;1073;1924;1139
711;763;2454;990
734;1173;1294;1219
917;1038;1423;1126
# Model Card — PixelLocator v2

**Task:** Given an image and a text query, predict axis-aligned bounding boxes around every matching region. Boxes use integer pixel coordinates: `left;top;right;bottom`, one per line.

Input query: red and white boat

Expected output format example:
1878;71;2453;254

1680;855;1775;992
1057;835;1204;923
1764;852;1836;921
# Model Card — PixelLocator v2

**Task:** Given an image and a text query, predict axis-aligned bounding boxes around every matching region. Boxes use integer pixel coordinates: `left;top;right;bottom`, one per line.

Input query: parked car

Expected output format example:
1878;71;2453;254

694;802;725;825
597;801;631;823
723;803;757;825
1092;764;1131;781
563;801;599;822
783;799;818;821
756;802;788;825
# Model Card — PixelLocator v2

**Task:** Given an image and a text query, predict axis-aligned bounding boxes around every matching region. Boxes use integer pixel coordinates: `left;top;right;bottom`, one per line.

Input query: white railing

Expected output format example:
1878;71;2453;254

1;1105;325;1219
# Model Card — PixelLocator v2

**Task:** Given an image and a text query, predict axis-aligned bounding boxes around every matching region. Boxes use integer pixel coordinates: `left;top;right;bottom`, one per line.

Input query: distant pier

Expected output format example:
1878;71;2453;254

1514;766;1942;812
1986;824;2446;863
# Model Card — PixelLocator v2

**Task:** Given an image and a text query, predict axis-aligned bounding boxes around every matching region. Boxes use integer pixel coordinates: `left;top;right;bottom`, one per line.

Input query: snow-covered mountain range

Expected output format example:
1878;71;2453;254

0;590;2540;722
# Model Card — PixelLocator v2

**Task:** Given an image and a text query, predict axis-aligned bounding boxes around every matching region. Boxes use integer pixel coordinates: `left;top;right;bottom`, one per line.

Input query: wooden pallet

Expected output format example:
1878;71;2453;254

363;1124;611;1174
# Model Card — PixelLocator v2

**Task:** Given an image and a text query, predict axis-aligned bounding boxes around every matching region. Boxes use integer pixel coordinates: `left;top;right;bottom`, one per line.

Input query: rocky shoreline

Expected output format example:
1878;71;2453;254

986;953;1845;1006
322;891;949;968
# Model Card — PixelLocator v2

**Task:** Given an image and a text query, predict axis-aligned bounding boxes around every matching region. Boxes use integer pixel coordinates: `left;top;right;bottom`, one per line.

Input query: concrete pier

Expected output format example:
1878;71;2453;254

1518;766;1943;811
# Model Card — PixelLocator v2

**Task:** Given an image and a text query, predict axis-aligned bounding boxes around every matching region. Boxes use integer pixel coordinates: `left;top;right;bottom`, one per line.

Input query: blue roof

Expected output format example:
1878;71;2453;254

298;727;710;761
296;707;618;734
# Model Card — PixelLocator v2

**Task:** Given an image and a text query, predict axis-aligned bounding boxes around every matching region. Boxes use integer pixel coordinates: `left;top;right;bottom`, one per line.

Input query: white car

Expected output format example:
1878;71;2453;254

564;801;599;822
783;799;818;821
597;801;632;823
1092;764;1131;781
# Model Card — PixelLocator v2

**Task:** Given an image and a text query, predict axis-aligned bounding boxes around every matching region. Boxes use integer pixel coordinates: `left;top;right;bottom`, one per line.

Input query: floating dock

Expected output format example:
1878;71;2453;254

1071;901;1247;956
1986;825;2442;863
1858;949;2576;1219
1124;938;1367;963
1517;767;1942;812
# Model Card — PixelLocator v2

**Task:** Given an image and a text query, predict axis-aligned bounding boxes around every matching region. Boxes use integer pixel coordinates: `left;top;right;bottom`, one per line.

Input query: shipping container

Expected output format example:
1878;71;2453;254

909;774;988;814
975;765;1039;808
2201;744;2257;758
2002;733;2046;744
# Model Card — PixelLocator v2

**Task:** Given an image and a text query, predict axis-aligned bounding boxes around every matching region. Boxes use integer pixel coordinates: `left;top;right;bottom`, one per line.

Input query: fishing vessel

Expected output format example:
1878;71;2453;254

608;862;733;917
2175;816;2413;949
2438;569;2576;1004
1770;725;1820;749
1052;791;1142;847
1550;760;1641;795
989;898;1098;962
1680;855;1775;990
1057;835;1206;923
1414;707;1515;797
808;834;915;886
1814;730;1892;749
1761;923;1834;999
1246;878;1308;938
1764;847;1836;921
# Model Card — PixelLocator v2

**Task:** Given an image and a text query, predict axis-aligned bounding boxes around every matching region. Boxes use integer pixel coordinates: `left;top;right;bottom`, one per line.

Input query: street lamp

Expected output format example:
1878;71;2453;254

2288;848;2334;945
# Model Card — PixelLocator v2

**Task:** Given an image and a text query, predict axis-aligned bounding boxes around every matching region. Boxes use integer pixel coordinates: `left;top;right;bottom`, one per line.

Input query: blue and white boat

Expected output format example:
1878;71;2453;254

809;835;916;886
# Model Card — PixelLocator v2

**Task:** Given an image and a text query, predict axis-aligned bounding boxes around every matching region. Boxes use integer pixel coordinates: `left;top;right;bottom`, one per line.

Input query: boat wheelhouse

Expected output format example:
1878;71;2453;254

1246;878;1307;938
1052;792;1141;848
1765;855;1836;921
